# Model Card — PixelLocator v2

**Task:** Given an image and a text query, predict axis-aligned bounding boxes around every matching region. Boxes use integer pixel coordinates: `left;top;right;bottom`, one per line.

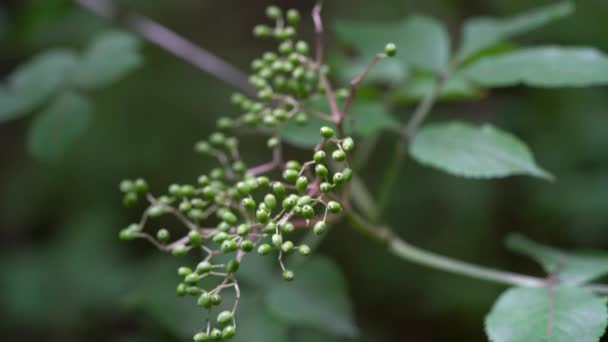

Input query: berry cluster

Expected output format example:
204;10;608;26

118;5;395;341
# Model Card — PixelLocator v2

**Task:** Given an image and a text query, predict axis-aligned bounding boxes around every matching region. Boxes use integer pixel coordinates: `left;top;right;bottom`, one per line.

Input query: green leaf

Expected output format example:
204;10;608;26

72;31;142;89
27;91;94;162
486;287;607;342
391;73;485;103
409;121;553;180
0;49;77;122
506;234;608;286
334;15;450;72
463;47;608;88
281;100;397;148
457;1;574;61
265;256;358;337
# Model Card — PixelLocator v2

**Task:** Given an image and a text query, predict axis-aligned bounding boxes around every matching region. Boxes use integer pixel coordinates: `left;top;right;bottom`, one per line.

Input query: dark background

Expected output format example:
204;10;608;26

1;0;608;341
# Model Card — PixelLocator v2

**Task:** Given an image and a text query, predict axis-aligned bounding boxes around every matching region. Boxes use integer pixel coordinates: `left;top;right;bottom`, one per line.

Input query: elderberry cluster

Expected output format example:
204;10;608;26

117;5;367;341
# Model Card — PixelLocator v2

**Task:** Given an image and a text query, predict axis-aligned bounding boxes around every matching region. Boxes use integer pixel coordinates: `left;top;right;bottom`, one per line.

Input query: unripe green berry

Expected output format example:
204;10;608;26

336;88;350;100
295;40;309;54
279;40;293;54
241;197;256;210
327;201;342;213
226;259;240;273
217;310;234;325
217;221;231;232
221;239;238;253
222;211;238;225
313;221;327;235
263;221;277;234
222;325;236;339
185;273;202;284
258;243;272;255
122;192;138;207
283;169;299;183
213;231;229;243
119;179;134;193
282;197;296;210
256;208;270;223
210;328;222;339
197;261;212;273
315;164;328;178
237;224;251;236
209;132;226;147
342;137;355;151
211;293;222;306
133;178;148;193
186;286;202;296
272;233;283;247
267;137;279;148
197;292;212;308
148;205;165;218
385;42;397;57
210;168;224;180
176;283;188;297
320;126;335;138
156;228;170;243
178;266;193;277
285;160;302;170
217;117;234;131
178;201;192;212
333;172;344;185
265;5;281;20
232;160;246;174
253;25;271;37
301;204;315;219
193;332;210;342
286;9;300;25
332;149;346;162
258;88;273;101
298;244;311;256
188;230;202;246
257;176;270;187
320;182;332;193
282;269;295;281
280;222;295;233
167;183;180;195
313;150;326;163
241;240;254;252
273;182;286;197
281;240;294;253
263;193;277;209
172;244;189;256
296;176;308;192
295;112;308;125
342;167;353;182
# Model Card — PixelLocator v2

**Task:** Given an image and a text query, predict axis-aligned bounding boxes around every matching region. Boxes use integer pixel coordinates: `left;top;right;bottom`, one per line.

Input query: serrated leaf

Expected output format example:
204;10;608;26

281;100;397;148
463;47;608;87
265;256;358;338
27;91;94;162
72;31;142;89
334;15;450;72
0;49;77;122
391;73;484;103
506;234;608;286
409;121;553;180
486;287;607;342
457;1;574;61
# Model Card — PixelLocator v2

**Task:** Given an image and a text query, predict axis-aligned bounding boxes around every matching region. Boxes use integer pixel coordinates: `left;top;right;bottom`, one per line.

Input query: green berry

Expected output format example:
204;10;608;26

282;269;295;281
232;160;246;174
296;176;308;192
258;243;272;255
148;205;165;218
266;5;282;20
342;137;355;151
122;192;138;207
315;164;328;178
134;178;148;193
211;293;222;306
176;283;187;297
172;244;189;256
333;172;344;185
222;325;236;339
178;267;193;277
272;233;283;247
313;150;326;163
210;168;224;180
185;273;202;284
241;240;254;252
217;310;234;324
385;42;397;57
209;132;226;147
285;160;302;170
342;167;353;182
280;222;295;233
320;182;332;193
253;24;271;37
210;328;222;339
281;240;294;253
226;259;240;273
221;239;238;253
282;169;299;183
261;194;276;210
298;244;311;256
237;224;251;236
282;197;296;210
119;179;134;193
188;230;202;246
193;332;210;342
186;286;202;296
302;204;314;219
217;117;234;131
217;221;231;232
267;137;279;148
295;41;309;54
332;149;346;161
241;197;256;210
279;40;293;54
313;221;327;235
157;229;170;243
286;9;300;25
320;126;335;138
222;211;238;225
197;261;212;273
256;208;270;223
296;195;311;205
263;221;277;234
178;201;192;212
327;201;342;213
257;176;270;187
273;182;286;197
213;231;229;243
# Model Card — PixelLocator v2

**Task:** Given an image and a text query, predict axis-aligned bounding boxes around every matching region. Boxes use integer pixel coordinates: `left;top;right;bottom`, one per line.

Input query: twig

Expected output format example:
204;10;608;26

75;0;255;96
342;53;384;117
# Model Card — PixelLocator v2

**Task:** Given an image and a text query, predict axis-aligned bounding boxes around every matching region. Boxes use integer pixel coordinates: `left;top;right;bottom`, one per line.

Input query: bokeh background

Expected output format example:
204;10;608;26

1;0;608;341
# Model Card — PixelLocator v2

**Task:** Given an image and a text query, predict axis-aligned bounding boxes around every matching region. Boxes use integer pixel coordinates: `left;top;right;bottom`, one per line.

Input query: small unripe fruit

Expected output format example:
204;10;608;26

320;126;335;138
281;240;294;253
264;194;277;209
265;5;282;20
258;243;272;255
263;221;277;234
186;286;202;296
241;240;254;252
242;197;256;210
256;208;270;223
156;229;170;243
342;167;353;182
267;137;279;148
211;293;222;306
185;273;202;285
148;205;165;218
332;149;346;161
328;201;342;213
237;224;251;236
197;261;212;273
172;244;189;256
210;328;222;339
298;244;311;256
213;231;229;243
226;259;240;273
272;233;283;247
320;182;332;193
197;292;212;307
193;332;210;342
342;137;355;151
296;176;308;192
280;222;295;233
285;160;302;170
119;179;134;193
313;150;326;163
282;169;299;183
122;192;138;207
134;178;148;193
176;283;187;296
295;41;309;54
282;197;296;210
222;325;236;339
385;42;397;57
315;164;328;178
188;230;202;246
333;172;344;185
301;204;315;219
282;269;295;281
273;182;286;197
178;267;193;277
286;9;300;25
221;239;238;253
314;221;327;235
253;25;271;37
217;310;234;324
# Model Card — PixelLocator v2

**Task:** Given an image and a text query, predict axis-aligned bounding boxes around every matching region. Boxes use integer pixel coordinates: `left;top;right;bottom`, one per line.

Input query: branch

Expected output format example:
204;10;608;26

342;53;384;117
75;0;255;96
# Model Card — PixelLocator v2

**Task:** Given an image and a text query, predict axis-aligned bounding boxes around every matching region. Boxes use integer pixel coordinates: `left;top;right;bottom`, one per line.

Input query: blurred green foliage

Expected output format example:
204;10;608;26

1;0;608;341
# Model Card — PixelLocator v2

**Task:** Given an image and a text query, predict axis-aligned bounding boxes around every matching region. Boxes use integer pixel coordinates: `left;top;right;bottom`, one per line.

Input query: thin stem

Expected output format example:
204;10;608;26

75;0;255;96
312;2;324;67
342;53;384;117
